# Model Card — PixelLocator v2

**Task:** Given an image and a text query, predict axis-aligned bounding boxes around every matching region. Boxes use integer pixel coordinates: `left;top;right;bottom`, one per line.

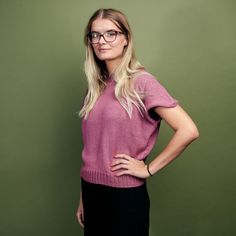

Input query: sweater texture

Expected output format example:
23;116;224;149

80;71;178;188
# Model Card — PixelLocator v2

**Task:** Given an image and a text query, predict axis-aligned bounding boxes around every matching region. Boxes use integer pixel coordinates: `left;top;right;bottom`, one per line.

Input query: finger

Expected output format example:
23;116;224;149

111;159;129;166
76;211;84;226
79;220;84;228
116;169;131;176
111;164;129;171
79;213;84;228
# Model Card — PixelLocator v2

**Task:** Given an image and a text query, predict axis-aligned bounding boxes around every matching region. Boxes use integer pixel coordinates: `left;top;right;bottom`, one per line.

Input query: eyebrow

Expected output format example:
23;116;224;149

90;29;117;33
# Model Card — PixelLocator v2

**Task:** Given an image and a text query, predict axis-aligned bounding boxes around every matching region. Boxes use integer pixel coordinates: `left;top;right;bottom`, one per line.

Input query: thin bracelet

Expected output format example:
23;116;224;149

146;164;153;177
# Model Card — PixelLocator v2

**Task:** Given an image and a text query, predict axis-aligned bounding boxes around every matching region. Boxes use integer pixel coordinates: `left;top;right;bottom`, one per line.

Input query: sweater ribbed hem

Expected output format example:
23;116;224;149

80;168;146;188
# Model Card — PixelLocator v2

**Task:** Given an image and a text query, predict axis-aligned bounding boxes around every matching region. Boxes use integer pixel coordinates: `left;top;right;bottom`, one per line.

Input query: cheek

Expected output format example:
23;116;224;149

113;46;123;54
113;38;126;48
111;41;126;53
91;45;100;56
92;44;98;51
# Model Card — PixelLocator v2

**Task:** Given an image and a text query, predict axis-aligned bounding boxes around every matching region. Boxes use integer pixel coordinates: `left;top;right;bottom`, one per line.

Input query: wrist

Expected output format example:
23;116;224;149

146;164;153;177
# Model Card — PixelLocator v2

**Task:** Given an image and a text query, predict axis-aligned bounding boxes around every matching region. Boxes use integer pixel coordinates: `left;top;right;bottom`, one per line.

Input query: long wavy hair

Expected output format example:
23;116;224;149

78;8;147;119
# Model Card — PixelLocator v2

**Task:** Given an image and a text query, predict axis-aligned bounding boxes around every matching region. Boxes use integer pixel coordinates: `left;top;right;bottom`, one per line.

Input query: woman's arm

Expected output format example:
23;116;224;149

148;104;199;176
110;104;199;178
76;189;84;228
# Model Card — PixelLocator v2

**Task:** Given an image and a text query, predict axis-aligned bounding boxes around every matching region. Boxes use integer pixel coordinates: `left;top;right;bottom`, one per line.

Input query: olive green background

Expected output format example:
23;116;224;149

0;0;235;235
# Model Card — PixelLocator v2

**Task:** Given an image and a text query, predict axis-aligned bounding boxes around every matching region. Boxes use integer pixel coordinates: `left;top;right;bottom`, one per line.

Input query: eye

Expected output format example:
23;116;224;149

105;31;117;37
90;32;100;38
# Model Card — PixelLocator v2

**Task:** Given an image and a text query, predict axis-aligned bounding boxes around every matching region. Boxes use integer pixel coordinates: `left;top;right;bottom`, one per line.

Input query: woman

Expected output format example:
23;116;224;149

76;8;199;236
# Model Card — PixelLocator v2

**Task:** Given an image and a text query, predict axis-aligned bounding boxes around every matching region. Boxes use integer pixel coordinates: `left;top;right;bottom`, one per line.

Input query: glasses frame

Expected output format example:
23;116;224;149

87;30;124;44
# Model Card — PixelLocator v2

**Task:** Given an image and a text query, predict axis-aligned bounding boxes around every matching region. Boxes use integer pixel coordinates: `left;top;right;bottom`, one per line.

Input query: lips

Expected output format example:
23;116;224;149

98;48;111;52
98;49;111;54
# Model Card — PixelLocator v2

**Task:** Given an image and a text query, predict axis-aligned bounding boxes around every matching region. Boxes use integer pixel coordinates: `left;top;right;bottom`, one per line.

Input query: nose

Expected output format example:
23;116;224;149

98;35;106;44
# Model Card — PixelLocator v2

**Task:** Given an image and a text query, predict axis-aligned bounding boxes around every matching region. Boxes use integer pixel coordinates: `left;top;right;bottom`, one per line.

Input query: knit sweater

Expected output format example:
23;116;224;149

80;71;179;188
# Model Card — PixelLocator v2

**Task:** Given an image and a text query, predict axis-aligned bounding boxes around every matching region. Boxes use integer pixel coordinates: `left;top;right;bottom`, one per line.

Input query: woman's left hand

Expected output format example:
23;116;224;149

110;153;150;179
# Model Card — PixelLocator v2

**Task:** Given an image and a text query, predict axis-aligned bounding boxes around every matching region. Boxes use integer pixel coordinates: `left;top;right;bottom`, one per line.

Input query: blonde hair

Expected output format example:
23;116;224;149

78;8;147;119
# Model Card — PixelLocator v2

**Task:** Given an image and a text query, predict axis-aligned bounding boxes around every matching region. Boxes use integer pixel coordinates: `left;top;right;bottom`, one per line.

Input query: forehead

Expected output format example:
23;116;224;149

91;18;120;32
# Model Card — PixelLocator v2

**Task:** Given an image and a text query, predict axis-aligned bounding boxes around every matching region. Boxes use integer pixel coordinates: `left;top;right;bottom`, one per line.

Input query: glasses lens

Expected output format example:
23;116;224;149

104;31;117;42
88;30;119;43
89;32;100;43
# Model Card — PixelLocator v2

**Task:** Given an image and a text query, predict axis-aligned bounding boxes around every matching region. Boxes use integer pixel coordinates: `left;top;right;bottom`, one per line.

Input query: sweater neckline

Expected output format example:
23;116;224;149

106;74;115;84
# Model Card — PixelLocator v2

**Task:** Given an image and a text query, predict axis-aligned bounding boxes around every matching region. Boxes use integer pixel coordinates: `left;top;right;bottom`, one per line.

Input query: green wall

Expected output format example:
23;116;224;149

1;0;235;235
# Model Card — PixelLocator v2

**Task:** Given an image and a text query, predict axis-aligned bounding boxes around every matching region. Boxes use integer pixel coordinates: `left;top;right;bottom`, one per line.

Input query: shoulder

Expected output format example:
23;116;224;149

132;70;159;89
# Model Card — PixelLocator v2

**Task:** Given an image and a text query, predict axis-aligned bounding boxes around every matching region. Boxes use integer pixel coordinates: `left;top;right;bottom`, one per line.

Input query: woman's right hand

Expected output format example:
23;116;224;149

76;192;84;228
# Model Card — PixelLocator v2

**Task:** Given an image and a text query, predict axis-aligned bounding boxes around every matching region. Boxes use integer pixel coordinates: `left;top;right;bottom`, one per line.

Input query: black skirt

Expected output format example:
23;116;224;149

81;178;150;236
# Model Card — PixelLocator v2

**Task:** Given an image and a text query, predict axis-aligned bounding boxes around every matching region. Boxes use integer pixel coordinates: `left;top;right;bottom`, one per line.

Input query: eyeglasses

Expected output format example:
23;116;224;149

87;30;124;44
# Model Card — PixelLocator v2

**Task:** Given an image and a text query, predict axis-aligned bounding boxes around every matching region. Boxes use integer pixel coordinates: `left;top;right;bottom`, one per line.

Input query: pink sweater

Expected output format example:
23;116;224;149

80;71;178;188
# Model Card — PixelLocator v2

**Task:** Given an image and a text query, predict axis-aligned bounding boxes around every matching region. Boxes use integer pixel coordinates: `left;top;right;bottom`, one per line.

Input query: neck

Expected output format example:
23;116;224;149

105;57;122;76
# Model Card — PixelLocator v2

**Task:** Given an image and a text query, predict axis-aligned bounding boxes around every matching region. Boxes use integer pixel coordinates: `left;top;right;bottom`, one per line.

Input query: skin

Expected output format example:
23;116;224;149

76;18;199;228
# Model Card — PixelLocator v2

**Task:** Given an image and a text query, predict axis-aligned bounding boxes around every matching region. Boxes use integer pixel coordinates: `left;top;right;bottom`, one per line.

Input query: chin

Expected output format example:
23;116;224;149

97;55;113;61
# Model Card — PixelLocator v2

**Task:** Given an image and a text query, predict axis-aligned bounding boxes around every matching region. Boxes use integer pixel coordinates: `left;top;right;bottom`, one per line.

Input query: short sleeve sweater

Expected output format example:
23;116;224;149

80;71;179;188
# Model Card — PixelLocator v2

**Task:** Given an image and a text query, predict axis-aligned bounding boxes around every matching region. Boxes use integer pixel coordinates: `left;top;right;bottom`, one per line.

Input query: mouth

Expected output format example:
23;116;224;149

98;48;111;52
